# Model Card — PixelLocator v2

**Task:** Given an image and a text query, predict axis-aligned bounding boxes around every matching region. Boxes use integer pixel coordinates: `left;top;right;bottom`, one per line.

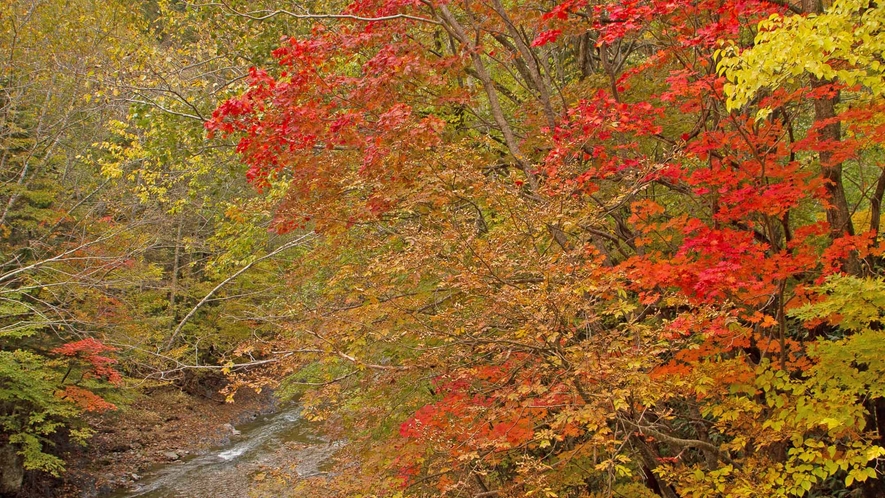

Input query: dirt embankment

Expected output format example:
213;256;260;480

18;386;274;498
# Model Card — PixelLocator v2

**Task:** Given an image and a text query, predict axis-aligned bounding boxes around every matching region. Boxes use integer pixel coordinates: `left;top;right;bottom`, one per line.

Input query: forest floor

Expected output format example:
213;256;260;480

19;384;275;497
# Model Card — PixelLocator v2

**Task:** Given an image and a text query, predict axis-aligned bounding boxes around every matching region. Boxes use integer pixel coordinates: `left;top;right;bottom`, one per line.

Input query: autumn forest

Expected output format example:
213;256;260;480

2;0;885;496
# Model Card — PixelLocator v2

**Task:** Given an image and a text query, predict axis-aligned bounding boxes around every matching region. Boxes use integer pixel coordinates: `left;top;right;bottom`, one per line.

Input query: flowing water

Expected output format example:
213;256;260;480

109;404;341;498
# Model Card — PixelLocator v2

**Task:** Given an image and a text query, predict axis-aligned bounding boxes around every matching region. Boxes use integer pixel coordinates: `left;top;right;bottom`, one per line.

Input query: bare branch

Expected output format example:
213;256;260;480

0;226;141;286
619;417;733;465
108;343;326;380
208;1;441;25
122;98;205;122
165;233;317;349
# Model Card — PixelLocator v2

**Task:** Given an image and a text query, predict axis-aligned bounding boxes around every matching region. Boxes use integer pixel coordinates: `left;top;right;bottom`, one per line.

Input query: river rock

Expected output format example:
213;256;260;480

221;423;241;435
0;444;24;495
109;442;131;452
162;451;180;461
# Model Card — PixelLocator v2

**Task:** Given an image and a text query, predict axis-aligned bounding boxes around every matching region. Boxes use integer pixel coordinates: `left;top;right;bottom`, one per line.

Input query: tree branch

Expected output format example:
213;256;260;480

164;233;317;350
210;1;441;25
620;417;733;465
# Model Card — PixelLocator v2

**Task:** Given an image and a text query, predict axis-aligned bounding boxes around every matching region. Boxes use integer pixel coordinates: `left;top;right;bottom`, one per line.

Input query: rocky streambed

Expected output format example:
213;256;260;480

107;403;341;498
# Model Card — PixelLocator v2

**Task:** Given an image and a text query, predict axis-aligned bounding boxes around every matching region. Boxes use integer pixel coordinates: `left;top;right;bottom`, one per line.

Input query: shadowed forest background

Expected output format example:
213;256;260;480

3;0;885;496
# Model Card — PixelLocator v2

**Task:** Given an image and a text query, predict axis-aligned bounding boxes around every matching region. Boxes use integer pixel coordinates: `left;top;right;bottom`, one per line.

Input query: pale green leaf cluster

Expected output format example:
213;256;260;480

790;274;885;332
719;0;885;112
791;275;885;398
0;295;42;340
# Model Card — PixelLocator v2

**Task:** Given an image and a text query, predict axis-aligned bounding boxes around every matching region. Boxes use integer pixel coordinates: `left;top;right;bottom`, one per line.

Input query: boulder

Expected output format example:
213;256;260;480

0;444;23;496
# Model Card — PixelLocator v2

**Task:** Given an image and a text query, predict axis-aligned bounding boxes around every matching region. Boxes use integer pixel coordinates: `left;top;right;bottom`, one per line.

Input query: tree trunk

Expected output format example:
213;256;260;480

633;438;680;498
800;0;860;274
169;215;184;322
809;76;855;240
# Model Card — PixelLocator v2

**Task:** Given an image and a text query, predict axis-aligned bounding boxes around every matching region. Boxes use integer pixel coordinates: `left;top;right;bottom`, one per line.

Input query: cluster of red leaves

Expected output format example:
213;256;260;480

207;1;460;232
52;338;122;385
544;90;663;192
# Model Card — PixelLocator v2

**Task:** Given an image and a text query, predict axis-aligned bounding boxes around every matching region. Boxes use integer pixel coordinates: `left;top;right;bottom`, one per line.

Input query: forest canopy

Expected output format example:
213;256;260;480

3;0;885;496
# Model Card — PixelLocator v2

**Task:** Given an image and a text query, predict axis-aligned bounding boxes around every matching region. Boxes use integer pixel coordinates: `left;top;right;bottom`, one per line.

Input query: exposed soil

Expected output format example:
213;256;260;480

17;386;275;498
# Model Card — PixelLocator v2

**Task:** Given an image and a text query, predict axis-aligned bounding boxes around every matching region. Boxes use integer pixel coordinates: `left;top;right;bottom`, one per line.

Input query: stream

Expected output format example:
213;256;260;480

109;404;341;498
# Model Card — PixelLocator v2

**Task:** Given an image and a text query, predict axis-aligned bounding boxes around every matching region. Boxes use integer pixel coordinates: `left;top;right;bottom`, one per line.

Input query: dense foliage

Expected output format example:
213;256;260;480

1;0;304;491
208;0;885;496
3;0;885;496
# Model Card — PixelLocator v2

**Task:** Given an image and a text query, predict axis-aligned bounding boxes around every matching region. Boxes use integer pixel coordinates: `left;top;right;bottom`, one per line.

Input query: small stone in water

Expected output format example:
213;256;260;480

221;423;241;435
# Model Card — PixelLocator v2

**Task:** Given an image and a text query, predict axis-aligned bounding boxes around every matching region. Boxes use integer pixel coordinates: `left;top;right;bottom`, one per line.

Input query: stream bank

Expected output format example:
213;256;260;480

16;383;343;498
106;403;341;498
17;387;276;497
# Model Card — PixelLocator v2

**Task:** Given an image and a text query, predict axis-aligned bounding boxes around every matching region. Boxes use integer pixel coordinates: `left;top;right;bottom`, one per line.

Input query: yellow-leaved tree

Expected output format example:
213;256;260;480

719;0;885;113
